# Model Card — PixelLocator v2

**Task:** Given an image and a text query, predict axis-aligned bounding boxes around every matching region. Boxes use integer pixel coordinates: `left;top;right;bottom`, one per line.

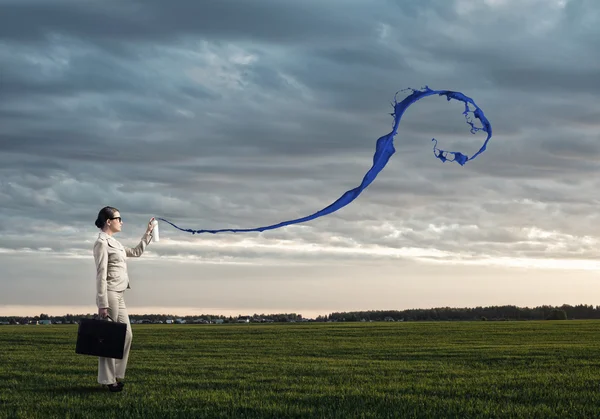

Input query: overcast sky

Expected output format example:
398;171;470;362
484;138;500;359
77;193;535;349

1;0;600;318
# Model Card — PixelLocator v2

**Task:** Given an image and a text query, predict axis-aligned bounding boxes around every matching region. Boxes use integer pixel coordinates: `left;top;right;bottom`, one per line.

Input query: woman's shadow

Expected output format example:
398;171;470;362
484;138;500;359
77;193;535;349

37;385;110;394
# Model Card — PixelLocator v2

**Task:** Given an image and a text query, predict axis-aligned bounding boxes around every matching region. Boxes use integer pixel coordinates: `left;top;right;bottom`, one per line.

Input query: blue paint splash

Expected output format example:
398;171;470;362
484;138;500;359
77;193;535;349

158;86;492;234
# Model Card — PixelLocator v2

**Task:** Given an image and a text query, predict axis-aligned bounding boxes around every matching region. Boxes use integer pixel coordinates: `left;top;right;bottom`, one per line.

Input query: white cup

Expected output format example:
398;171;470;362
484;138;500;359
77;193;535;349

152;219;159;242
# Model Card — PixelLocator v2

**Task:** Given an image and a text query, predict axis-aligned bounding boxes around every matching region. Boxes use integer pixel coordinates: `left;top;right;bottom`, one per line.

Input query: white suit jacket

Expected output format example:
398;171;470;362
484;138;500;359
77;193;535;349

93;231;152;308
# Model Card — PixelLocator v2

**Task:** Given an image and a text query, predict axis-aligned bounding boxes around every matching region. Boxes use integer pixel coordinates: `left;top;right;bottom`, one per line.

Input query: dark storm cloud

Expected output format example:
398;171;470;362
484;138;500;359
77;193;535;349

0;0;374;45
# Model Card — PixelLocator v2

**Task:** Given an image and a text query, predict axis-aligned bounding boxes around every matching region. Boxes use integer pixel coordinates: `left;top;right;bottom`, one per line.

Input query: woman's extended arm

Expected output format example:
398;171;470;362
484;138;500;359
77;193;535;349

125;217;155;258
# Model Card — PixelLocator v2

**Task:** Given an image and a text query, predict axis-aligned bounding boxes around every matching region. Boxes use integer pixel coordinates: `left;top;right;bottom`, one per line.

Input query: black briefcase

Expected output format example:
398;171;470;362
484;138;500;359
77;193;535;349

75;316;127;359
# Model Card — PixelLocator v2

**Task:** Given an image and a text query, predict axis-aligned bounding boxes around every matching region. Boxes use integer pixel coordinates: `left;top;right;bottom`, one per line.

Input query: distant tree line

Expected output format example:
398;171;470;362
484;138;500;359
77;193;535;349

320;304;589;322
2;305;597;325
0;312;304;324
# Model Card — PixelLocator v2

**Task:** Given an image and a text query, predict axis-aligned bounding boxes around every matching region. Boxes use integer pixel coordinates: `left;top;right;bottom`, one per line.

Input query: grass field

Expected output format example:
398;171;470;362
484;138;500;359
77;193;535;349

1;321;600;418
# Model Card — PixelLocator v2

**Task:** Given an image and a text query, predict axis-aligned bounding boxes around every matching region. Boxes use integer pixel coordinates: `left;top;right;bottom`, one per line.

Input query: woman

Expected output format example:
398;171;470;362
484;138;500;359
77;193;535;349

93;206;155;392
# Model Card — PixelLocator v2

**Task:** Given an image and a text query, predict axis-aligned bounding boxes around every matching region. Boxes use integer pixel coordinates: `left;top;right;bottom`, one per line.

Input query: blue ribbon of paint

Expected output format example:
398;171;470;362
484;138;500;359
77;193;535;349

158;86;492;234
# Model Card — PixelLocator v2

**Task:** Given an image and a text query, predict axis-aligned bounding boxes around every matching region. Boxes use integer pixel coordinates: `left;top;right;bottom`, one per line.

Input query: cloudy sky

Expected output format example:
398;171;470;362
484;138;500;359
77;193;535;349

1;0;600;318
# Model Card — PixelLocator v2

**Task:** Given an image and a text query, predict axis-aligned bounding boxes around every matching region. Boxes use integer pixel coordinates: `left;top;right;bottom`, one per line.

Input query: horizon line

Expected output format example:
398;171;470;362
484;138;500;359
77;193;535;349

0;303;595;319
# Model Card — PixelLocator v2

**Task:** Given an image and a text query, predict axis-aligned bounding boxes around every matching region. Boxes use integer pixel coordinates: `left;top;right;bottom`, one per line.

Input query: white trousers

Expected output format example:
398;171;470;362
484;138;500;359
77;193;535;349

98;290;133;385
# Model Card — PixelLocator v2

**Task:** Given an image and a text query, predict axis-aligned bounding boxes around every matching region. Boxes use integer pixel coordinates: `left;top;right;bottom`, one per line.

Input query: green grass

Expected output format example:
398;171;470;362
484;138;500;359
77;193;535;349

1;321;600;418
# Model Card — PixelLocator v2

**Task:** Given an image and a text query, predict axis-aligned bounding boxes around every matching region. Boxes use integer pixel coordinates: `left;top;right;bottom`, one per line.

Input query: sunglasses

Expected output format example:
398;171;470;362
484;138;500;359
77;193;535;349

109;217;122;222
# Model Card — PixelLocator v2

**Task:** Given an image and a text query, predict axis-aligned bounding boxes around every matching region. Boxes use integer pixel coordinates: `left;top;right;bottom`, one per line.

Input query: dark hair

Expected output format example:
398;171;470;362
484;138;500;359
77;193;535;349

95;206;119;229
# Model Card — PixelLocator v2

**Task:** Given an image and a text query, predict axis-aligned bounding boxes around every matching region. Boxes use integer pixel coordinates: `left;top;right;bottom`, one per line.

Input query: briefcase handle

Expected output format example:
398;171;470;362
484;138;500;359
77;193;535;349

93;314;116;322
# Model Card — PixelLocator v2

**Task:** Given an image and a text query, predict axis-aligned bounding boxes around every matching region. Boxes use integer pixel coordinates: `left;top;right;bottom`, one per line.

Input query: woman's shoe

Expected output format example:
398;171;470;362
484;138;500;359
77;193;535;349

107;383;123;392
